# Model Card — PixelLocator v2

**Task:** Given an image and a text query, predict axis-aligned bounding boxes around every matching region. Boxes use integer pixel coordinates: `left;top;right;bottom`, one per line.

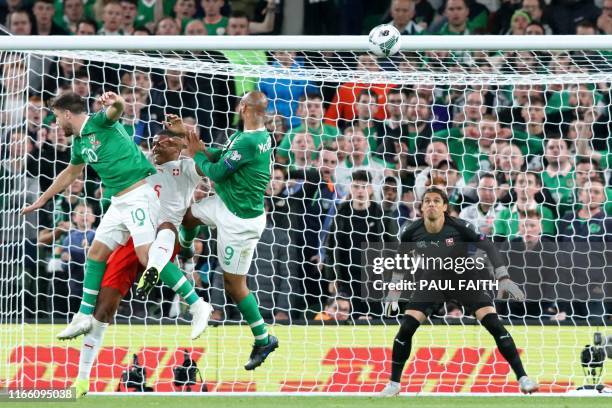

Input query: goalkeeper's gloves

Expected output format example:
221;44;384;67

494;266;525;301
383;298;400;317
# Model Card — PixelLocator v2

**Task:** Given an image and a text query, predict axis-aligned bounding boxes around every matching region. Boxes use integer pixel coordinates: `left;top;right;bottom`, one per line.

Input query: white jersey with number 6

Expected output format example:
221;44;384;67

146;158;201;229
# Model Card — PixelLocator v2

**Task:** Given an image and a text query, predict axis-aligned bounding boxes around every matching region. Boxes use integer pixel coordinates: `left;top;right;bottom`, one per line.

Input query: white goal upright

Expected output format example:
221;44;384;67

1;35;612;395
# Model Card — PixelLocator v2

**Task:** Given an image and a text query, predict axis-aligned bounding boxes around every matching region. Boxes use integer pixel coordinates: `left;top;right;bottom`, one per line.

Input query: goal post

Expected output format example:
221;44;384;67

1;36;612;395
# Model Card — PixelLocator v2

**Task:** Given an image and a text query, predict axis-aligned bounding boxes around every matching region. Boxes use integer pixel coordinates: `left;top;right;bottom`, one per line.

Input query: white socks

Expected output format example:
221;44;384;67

147;229;176;272
77;318;109;381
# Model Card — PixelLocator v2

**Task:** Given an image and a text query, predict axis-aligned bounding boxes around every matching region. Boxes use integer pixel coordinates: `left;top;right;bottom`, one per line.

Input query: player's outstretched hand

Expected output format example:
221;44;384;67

163;114;187;136
184;129;206;157
496;278;525;301
21;196;47;215
98;92;120;107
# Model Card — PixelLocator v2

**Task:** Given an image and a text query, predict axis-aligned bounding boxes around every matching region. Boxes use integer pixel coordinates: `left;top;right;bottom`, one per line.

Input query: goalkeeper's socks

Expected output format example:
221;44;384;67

390;315;420;383
77;317;109;380
159;262;199;305
480;313;527;380
78;259;107;315
237;293;269;347
179;225;200;248
147;229;176;272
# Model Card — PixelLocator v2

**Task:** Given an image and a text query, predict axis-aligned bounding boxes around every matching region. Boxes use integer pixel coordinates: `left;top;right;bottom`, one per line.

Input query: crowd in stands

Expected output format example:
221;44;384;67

1;0;612;325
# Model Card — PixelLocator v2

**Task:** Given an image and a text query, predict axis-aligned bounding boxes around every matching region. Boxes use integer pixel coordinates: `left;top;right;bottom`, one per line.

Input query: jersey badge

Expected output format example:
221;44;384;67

229;150;242;161
445;237;454;246
88;135;101;150
173;168;180;176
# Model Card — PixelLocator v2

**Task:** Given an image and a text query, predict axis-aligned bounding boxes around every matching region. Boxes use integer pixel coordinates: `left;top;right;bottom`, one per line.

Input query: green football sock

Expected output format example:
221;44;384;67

179;225;200;248
237;293;269;346
159;262;199;305
79;259;106;315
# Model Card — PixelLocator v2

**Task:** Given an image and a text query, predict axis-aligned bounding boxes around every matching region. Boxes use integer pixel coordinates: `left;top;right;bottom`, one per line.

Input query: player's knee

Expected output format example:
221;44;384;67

223;274;247;298
480;313;509;339
396;315;420;341
158;222;176;234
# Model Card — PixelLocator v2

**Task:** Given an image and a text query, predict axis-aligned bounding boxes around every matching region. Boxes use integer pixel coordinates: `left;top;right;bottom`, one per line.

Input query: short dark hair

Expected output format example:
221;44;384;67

229;10;249;20
518;209;541;219
435;159;458;171
300;92;323;102
34;0;54;5
576;19;597;32
358;88;378;101
351;169;372;184
523;170;542;187
576;156;600;168
121;0;138;5
76;19;97;31
51;92;87;114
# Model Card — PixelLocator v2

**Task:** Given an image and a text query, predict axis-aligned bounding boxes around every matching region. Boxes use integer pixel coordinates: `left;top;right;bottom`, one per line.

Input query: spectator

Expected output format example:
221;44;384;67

289;132;316;171
121;0;138;35
429;159;464;214
375;88;412;167
490;142;525;203
597;0;612;34
0;0;22;25
556;178;612;319
26;95;47;139
202;0;228;35
525;21;545;34
324;53;394;126
98;0;124;35
76;19;97;35
38;176;85;249
380;176;408;238
7;9;32;35
58;202;96;316
335;127;391;200
184;18;207;35
314;296;351;322
259;51;318;129
434;0;473;35
546;0;600;34
58;0;85;33
32;0;69;35
459;173;502;236
173;0;197;32
542;136;575;218
573;157;612;215
266;113;288;150
494;171;556;239
325;170;388;318
414;139;451;199
507;9;532;35
511;96;546;159
287;145;344;315
35;118;71;192
119;87;147;141
388;0;425;34
522;0;553;33
575;19;598;34
349;89;384;152
155;16;180;35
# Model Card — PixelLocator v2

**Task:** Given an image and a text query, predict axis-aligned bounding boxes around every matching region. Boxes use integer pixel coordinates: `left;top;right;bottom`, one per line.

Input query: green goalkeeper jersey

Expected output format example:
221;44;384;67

70;110;156;198
193;129;271;219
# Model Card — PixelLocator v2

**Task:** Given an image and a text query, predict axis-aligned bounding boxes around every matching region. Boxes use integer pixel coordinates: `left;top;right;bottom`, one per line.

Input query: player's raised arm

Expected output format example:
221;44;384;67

21;163;85;215
98;92;125;122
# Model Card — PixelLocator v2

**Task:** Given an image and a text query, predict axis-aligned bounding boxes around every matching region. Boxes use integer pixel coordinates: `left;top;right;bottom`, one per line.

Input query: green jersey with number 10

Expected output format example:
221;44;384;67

70;110;156;198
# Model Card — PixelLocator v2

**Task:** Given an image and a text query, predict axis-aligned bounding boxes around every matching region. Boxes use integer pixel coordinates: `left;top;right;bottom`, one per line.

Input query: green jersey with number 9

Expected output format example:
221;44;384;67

70;110;156;198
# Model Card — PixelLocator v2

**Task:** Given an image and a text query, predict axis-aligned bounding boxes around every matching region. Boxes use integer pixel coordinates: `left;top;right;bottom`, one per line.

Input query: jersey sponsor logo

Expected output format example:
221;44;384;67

229;150;242;161
88;135;101;151
257;138;272;153
416;241;427;249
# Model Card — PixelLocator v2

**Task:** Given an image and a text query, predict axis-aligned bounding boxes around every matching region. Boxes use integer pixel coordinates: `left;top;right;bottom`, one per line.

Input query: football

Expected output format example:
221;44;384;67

368;24;401;57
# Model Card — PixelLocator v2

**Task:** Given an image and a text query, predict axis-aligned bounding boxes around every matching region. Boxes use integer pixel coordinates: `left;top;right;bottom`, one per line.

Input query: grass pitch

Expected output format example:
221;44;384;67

2;396;611;408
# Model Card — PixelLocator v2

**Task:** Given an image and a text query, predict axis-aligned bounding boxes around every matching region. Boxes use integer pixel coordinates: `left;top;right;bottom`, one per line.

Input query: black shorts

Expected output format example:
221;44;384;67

404;299;494;317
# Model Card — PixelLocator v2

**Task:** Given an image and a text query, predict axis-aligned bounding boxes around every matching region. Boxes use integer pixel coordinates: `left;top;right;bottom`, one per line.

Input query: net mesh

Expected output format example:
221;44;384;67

0;48;611;393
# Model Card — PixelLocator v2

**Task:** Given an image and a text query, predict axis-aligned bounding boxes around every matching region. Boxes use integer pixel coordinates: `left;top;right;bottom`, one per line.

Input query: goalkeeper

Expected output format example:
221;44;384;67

137;91;278;370
380;187;539;397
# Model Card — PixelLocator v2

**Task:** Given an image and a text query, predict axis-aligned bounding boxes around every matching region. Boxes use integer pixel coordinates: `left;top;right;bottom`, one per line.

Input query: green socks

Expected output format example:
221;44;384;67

159;262;199;305
79;258;106;315
179;226;200;248
238;293;269;346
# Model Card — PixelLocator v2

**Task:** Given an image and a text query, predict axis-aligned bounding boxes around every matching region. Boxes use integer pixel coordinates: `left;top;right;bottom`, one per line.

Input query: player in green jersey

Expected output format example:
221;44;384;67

22;92;205;342
137;91;278;370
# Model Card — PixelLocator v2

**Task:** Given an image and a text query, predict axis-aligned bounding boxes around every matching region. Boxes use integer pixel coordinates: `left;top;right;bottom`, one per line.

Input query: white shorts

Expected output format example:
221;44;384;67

94;183;160;251
190;195;265;275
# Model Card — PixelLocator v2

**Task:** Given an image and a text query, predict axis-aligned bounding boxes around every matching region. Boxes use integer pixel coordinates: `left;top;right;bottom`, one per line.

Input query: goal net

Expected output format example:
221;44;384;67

1;37;611;394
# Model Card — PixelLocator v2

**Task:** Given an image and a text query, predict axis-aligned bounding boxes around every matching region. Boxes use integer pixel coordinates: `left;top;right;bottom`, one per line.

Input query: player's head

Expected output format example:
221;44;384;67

51;92;87;137
152;130;183;164
420;186;449;221
239;91;268;121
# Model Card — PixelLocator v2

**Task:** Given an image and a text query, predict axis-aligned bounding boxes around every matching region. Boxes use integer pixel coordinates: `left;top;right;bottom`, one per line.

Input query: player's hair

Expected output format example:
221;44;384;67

351;169;372;184
155;129;176;139
51;92;87;114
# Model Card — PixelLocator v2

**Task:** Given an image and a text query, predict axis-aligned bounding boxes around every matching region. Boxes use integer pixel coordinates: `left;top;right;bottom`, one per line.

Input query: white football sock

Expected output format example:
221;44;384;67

77;318;109;381
147;229;176;272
